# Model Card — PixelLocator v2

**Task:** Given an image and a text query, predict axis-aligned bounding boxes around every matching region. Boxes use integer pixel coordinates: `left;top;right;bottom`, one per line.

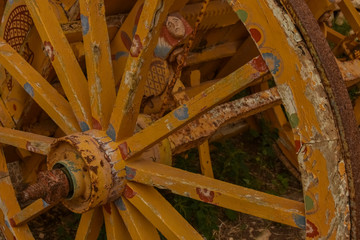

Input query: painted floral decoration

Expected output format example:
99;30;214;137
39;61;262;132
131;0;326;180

43;41;55;61
262;52;281;75
196;187;215;203
306;219;319;238
130;34;143;57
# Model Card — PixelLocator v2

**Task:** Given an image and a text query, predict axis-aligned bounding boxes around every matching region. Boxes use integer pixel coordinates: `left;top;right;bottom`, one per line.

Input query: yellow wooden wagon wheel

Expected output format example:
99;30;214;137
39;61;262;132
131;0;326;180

0;0;359;239
253;0;360;181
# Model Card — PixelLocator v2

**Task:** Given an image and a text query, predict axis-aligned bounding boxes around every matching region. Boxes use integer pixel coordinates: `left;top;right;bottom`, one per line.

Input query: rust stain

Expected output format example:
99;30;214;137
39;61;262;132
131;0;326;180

20;169;69;204
169;88;281;154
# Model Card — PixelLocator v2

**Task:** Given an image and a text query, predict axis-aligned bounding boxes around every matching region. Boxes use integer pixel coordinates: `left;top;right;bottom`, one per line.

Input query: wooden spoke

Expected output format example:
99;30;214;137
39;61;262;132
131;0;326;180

110;0;145;85
103;203;131;240
25;0;92;131
63;14;127;43
0;176;34;239
0;209;14;240
79;0;116;131
337;59;360;87
338;0;360;32
126;160;305;229
198;140;214;178
0;149;33;239
170;0;191;12
124;182;203;239
189;72;214;178
75;208;103;240
216;37;259;78
112;67;271;164
321;23;346;46
107;0;175;141
186;41;240;66
9;199;55;227
115;197;160;240
0;98;15;128
0;38;80;134
0;147;7;173
0;127;54;155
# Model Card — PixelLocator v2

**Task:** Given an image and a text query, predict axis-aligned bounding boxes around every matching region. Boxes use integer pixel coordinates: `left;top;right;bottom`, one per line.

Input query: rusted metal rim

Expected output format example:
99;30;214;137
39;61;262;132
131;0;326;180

281;0;360;238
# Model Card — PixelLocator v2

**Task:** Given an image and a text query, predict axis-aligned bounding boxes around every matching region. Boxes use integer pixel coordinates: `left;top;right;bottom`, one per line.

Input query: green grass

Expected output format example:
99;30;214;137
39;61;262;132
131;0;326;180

165;119;291;240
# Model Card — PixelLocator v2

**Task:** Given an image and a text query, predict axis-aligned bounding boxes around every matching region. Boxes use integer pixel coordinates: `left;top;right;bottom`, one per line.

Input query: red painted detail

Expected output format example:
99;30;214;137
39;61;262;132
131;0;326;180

118;142;129;160
295;140;307;154
162;13;193;47
250;55;268;73
121;31;132;51
9;218;16;227
306;219;319;238
26;142;38;153
196;187;215;203
134;4;144;26
200;106;208;112
123;185;136;199
12;104;16;111
103;203;111;214
43;41;55;61
249;28;261;43
129;34;143;57
295;140;302;153
92;117;102;130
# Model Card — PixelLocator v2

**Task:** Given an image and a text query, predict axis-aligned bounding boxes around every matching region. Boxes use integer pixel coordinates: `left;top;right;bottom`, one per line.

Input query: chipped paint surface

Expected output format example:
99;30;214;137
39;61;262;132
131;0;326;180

236;0;351;237
169;87;281;154
0;0;355;238
25;0;93;129
126;160;305;228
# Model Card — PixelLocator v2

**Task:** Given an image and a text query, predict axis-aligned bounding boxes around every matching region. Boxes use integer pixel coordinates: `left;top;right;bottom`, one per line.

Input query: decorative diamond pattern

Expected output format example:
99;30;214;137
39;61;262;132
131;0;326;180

144;59;170;97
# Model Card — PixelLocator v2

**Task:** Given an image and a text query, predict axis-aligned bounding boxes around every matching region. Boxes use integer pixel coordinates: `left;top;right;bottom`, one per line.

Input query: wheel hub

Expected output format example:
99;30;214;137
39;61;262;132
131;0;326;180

46;130;125;213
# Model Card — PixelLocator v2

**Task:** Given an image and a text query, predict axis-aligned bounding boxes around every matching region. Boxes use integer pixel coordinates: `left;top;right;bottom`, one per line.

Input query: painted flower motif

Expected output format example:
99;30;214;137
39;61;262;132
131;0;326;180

130;34;143;57
118;142;130;160
26;142;38;153
250;55;268;73
123;185;136;199
43;41;55;61
125;166;136;180
196;187;215;203
92;117;102;130
262;52;281;75
306;219;320;238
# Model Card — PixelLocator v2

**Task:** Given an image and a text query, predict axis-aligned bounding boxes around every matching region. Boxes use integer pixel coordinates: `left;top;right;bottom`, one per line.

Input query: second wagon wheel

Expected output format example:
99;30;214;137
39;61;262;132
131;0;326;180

0;0;359;239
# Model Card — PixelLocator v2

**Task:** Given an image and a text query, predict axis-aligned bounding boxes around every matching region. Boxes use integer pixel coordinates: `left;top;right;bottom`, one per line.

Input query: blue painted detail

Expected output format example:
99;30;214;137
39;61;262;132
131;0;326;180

115;198;126;211
80;14;90;35
154;45;171;59
292;213;306;229
115;51;129;60
42;199;49;208
5;220;10;228
24;83;34;97
132;26;137;38
262;52;281;75
125;166;136;180
106;124;116;141
79;122;90;132
9;0;14;4
173;104;189;121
